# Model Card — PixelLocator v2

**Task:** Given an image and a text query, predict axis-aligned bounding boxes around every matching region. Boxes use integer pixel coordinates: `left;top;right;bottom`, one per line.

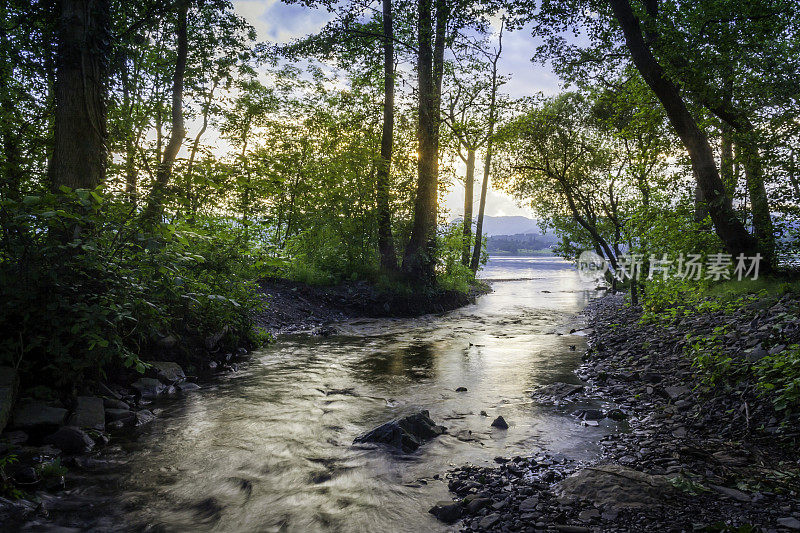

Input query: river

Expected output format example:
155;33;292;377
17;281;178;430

59;256;609;532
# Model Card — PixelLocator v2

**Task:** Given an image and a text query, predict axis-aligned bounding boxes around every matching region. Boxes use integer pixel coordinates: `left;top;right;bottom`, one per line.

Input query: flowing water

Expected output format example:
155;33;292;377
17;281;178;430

63;256;611;533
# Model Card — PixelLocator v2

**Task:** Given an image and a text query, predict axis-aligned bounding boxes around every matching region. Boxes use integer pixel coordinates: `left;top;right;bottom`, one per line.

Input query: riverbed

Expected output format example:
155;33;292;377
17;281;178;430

52;256;609;532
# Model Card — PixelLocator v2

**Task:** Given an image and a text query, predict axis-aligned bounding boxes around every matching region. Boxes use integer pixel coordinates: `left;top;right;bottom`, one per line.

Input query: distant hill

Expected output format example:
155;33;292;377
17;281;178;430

486;232;559;254
452;215;542;236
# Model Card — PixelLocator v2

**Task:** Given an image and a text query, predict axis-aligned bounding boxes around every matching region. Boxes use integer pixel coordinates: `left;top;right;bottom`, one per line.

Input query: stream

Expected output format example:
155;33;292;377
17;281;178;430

56;256;612;532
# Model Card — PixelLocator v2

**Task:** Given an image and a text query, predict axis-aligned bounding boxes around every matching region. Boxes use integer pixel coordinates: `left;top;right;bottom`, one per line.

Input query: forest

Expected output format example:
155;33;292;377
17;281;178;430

1;0;800;531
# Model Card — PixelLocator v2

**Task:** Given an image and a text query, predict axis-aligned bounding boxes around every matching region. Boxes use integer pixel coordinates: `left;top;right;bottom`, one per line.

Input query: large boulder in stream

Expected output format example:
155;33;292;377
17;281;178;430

354;411;446;453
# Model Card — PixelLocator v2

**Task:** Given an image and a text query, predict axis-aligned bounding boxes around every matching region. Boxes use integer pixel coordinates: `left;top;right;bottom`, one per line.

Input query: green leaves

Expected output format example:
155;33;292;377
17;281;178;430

0;191;266;391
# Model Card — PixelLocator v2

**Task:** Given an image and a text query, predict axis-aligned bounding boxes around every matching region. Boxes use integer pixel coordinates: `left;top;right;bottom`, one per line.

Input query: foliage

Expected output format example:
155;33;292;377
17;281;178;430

436;223;485;292
0;188;266;390
0;454;23;500
755;344;800;412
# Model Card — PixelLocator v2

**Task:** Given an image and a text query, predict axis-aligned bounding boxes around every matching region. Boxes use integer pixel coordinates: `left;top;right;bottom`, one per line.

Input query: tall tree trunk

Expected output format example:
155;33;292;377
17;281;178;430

402;0;446;283
720;124;735;202
470;148;490;272
185;81;217;215
608;0;760;260
461;147;475;266
49;0;110;191
141;0;189;224
377;0;398;272
470;21;503;274
740;140;775;265
694;179;708;225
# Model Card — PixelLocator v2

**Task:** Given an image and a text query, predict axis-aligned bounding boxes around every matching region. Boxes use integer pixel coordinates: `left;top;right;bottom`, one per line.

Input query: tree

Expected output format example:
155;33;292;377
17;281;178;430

469;18;504;273
49;0;111;191
606;0;760;261
402;0;449;282
140;0;189;223
529;0;795;267
441;48;493;266
377;0;400;271
497;93;624;276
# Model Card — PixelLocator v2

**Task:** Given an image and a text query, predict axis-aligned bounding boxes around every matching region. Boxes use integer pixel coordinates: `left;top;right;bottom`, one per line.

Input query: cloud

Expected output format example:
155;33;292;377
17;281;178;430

234;0;333;44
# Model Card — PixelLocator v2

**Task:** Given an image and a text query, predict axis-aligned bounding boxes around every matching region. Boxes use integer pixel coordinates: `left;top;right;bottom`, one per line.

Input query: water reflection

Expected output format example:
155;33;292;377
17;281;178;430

62;257;610;532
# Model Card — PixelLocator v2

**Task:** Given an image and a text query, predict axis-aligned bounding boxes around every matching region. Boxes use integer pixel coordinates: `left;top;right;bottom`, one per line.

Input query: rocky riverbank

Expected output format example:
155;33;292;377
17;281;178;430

0;277;490;528
431;292;800;532
256;277;491;334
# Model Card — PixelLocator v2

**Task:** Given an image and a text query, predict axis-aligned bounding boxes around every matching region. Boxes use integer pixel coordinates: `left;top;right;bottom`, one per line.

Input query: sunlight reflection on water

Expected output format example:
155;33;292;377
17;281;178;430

82;256;611;532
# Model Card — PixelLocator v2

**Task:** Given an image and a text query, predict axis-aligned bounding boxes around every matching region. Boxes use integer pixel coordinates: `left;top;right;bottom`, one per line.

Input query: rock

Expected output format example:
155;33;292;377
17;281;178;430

2;430;27;445
555;526;590;533
12;465;38;485
572;409;605;421
746;346;769;363
533;382;584;400
605;408;628;421
777;517;800;530
98;383;122;399
663;385;690;400
314;326;337;336
11;402;67;432
177;382;201;392
455;387;468;392
43;426;95;454
134;409;155;426
103;398;130;410
105;408;135;425
519;496;539;511
642;372;662;384
555;464;676;510
205;326;229;350
491;416;509;429
578;508;600;522
478;513;500;529
156;334;178;349
466;497;492;514
67;396;105;431
148;361;186;384
354;411;445;453
131;378;166;399
429;500;462;524
0;367;19;434
709;484;751;502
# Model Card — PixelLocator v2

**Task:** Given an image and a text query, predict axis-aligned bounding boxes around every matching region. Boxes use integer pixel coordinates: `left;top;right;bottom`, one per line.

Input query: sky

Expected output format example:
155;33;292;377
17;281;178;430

232;0;565;219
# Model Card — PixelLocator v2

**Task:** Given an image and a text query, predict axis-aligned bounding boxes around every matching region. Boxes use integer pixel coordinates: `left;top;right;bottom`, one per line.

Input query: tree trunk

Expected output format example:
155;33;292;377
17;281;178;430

402;0;446;283
184;80;217;215
49;0;110;191
461;147;475;266
376;0;398;272
720;124;735;202
470;148;489;273
470;22;503;274
140;0;189;224
608;0;759;260
740;141;775;265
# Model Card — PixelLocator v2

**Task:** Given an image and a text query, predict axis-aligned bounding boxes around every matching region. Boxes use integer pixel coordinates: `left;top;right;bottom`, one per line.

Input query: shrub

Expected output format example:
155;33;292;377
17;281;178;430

0;188;266;391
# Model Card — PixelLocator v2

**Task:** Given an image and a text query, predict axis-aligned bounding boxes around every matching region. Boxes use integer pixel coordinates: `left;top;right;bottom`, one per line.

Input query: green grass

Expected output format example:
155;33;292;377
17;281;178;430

702;276;800;300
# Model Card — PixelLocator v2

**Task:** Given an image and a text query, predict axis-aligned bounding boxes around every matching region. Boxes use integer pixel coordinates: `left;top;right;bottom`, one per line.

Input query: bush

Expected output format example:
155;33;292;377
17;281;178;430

0;188;266;391
436;223;481;293
756;344;800;413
